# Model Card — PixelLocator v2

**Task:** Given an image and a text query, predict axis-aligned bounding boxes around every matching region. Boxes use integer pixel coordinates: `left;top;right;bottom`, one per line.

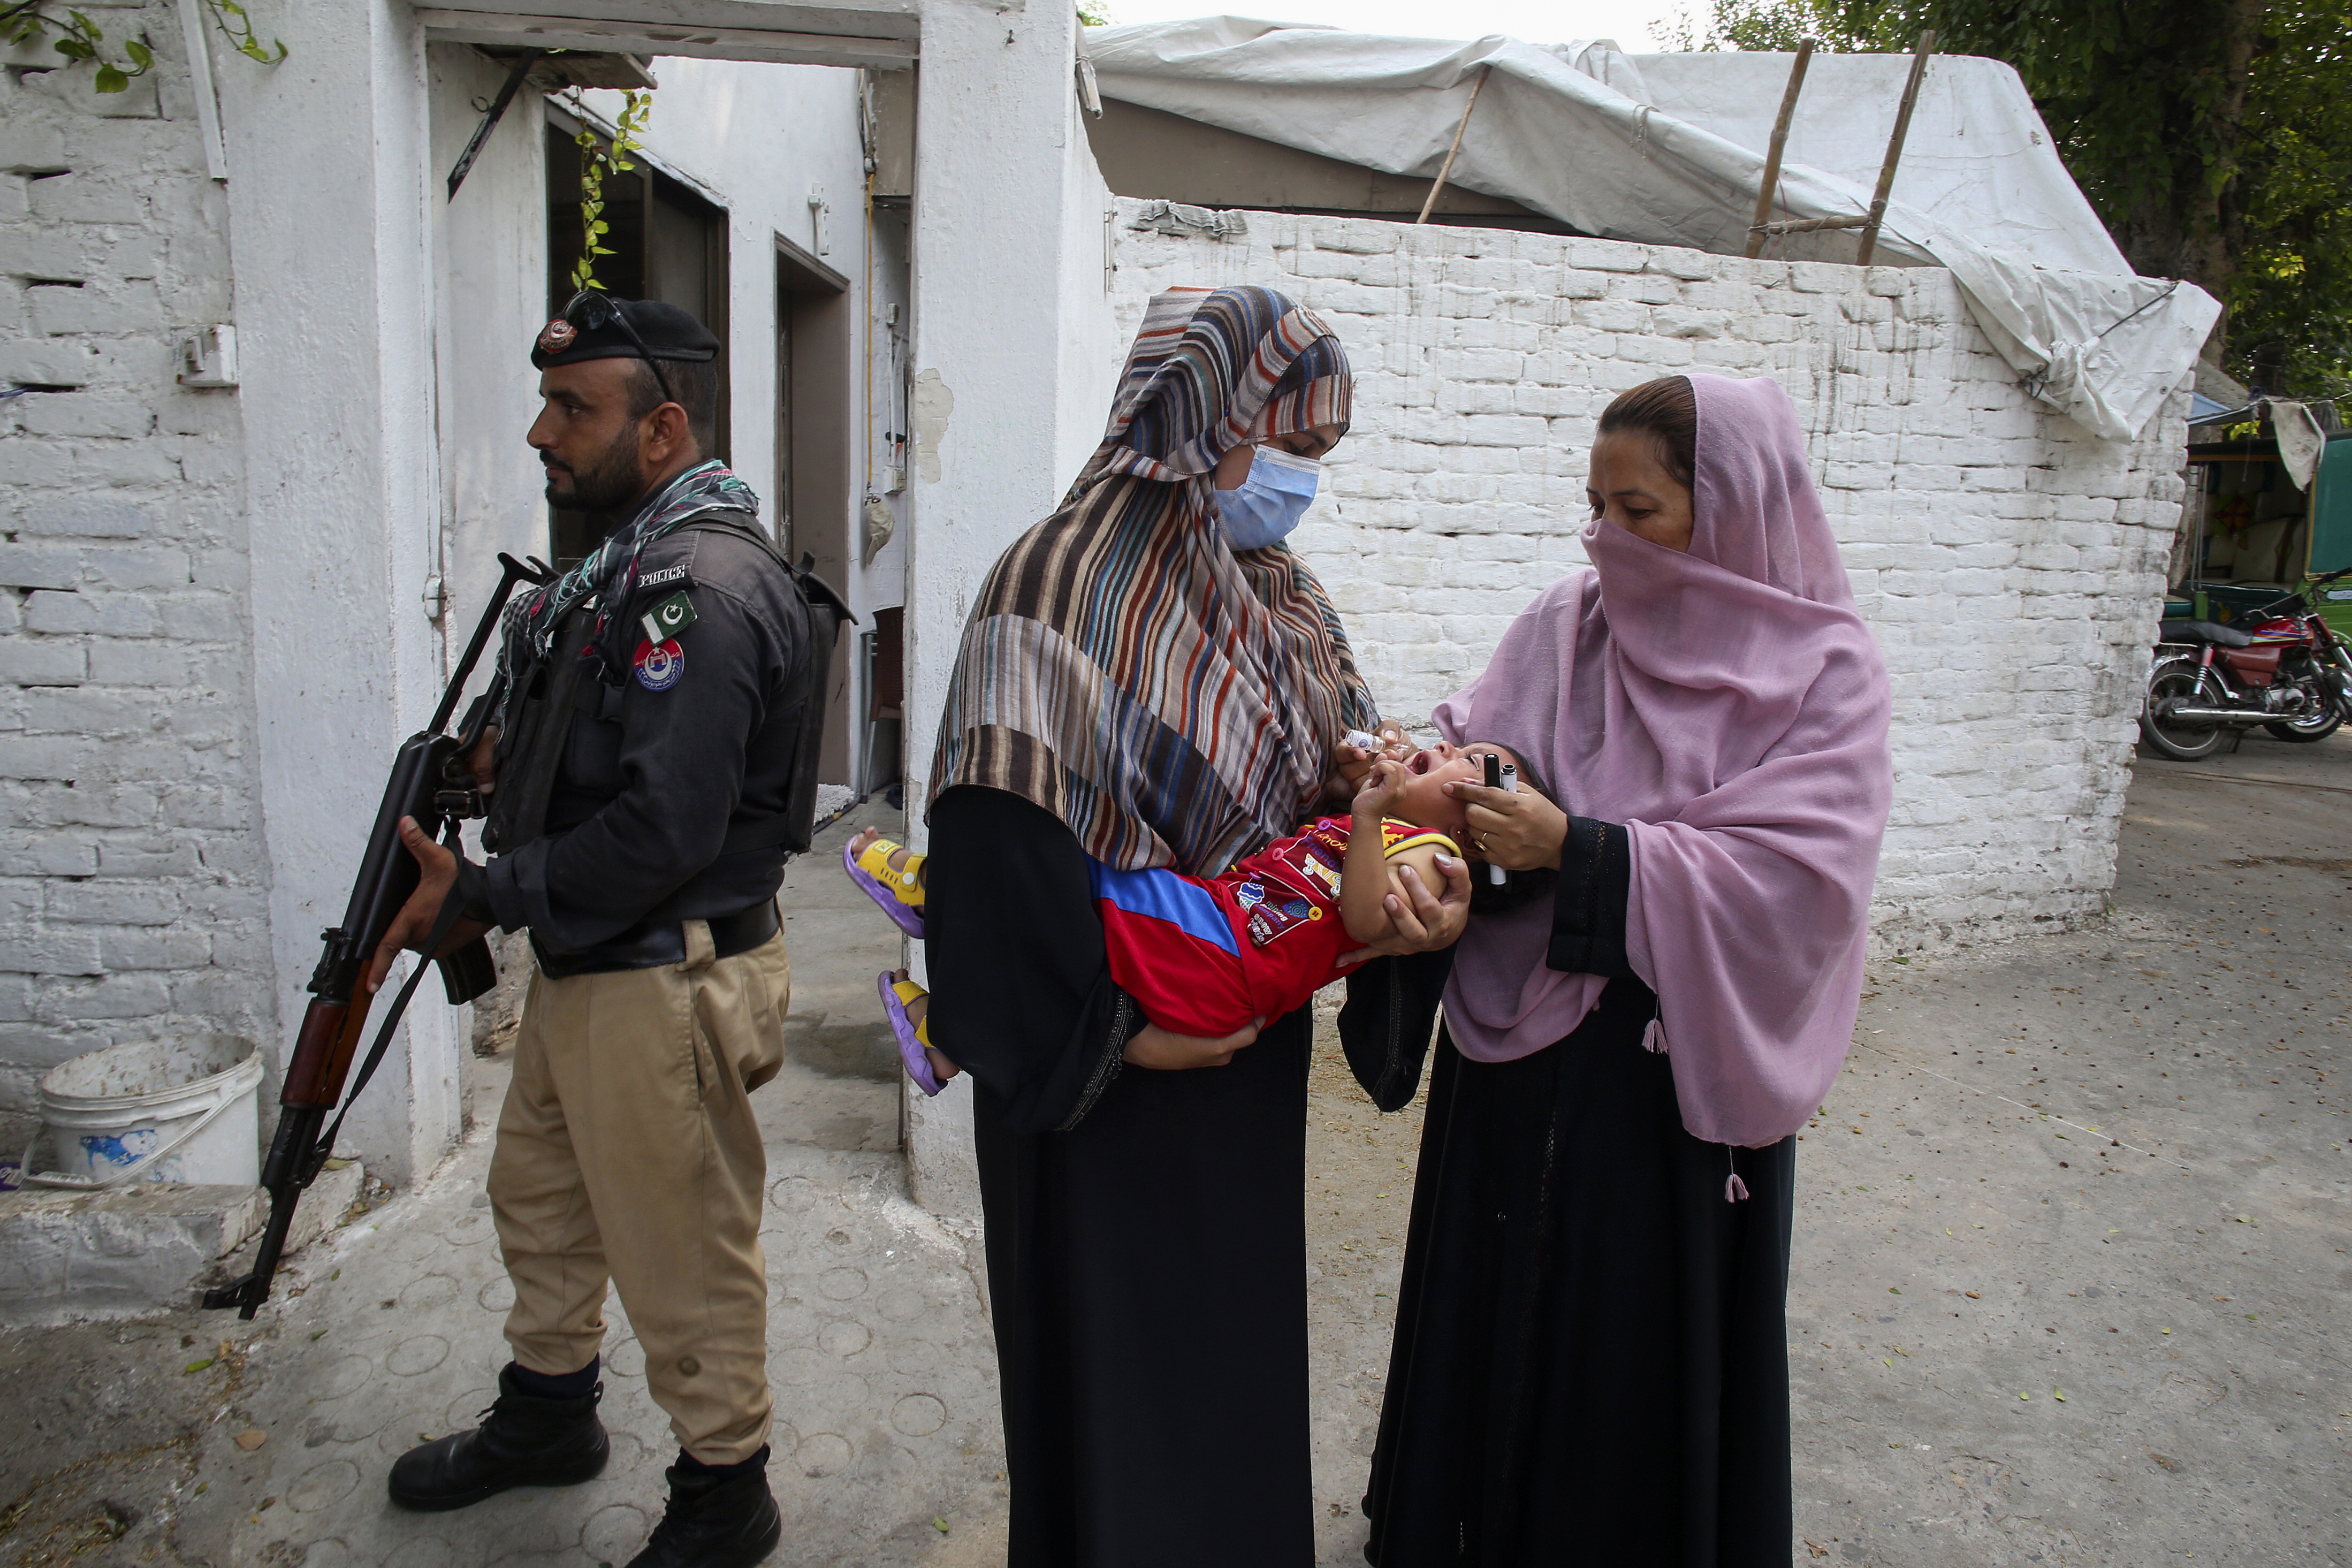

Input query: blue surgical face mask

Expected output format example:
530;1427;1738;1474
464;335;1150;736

1213;446;1322;551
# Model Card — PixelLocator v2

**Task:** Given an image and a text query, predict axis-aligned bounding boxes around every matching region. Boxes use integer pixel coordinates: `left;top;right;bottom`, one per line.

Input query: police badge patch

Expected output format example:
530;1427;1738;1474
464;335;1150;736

633;637;684;691
537;317;579;355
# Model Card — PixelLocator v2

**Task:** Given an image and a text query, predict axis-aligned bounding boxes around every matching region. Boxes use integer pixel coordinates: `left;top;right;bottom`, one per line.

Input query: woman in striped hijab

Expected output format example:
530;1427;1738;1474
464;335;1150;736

924;285;1468;1563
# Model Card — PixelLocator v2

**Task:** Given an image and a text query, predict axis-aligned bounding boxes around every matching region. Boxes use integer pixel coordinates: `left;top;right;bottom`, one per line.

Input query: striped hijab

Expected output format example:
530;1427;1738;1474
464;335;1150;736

930;285;1373;876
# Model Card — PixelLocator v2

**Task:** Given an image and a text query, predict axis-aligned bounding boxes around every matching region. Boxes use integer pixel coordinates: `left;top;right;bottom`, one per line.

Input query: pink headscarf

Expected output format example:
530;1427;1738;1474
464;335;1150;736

1434;374;1892;1147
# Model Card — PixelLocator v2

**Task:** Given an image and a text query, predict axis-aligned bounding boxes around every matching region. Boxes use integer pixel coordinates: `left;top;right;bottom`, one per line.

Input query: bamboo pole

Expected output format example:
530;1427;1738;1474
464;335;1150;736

1416;65;1494;225
1855;30;1935;268
1745;39;1816;260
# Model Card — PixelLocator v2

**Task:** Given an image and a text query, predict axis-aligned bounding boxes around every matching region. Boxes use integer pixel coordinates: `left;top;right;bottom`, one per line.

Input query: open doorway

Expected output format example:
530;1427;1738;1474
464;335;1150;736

774;237;857;785
430;45;910;816
544;109;731;566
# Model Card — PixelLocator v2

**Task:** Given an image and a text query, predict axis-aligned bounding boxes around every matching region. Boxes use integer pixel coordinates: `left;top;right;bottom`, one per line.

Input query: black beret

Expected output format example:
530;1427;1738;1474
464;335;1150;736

532;296;718;369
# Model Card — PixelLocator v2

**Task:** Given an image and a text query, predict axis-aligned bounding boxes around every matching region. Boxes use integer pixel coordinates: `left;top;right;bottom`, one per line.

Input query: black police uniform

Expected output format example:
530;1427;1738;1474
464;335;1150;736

480;516;811;968
390;299;836;1568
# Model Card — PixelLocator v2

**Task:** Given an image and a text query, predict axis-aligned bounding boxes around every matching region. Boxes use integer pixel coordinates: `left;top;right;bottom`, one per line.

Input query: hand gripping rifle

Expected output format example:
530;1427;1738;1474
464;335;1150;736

205;552;550;1318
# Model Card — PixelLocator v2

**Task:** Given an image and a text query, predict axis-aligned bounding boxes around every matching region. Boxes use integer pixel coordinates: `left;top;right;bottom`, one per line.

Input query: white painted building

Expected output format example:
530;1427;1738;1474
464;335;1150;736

2;0;1118;1185
2;5;2189;1213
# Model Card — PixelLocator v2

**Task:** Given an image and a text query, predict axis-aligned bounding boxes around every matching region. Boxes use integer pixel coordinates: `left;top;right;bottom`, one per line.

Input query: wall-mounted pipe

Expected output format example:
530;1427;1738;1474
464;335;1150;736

175;0;229;180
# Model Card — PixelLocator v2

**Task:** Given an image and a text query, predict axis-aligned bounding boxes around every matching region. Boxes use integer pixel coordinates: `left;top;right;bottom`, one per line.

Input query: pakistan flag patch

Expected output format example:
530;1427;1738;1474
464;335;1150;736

639;589;696;647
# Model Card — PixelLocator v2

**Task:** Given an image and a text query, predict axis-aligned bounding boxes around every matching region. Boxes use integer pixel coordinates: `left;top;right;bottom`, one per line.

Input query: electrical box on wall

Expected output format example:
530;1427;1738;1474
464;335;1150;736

177;325;238;389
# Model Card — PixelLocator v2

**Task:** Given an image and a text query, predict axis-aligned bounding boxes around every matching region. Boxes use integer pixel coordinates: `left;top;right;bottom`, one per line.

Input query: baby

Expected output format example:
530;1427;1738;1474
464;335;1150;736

846;739;1516;1093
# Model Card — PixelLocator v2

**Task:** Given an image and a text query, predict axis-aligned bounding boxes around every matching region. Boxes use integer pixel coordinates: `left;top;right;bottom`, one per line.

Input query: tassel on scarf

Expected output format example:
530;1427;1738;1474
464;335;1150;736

1641;1017;1666;1054
1724;1172;1749;1202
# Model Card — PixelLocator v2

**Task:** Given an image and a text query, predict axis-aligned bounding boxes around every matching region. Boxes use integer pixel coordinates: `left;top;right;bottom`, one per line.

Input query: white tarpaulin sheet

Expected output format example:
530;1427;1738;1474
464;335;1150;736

1085;18;2221;442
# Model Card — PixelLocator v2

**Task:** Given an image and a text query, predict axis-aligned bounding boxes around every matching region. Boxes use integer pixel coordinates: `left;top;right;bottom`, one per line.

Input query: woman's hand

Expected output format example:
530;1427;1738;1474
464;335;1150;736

1337;854;1473;965
1447;775;1570;872
1327;719;1410;803
1124;1018;1263;1070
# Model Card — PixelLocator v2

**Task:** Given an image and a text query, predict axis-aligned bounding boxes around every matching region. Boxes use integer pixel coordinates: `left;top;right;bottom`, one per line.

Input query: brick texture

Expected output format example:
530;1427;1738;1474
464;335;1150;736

1;17;272;1144
1109;202;2187;954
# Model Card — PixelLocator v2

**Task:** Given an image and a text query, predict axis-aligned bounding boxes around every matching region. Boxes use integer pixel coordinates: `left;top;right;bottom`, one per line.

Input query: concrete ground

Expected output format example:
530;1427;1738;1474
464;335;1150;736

1302;726;2352;1566
0;802;1011;1568
3;734;2347;1566
1779;726;2350;1567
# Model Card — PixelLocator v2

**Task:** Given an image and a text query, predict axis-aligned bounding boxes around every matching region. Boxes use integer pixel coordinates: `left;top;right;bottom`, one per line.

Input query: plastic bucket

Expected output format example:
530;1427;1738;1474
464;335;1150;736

29;1034;262;1188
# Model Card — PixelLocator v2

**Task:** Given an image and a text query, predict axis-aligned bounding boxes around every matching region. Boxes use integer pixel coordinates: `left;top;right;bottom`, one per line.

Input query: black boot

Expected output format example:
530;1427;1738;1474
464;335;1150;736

625;1449;781;1568
387;1365;609;1511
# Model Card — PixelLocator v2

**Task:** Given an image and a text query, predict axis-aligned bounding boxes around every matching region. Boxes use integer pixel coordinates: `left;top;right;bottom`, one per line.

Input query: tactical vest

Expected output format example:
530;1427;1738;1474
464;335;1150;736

480;512;851;860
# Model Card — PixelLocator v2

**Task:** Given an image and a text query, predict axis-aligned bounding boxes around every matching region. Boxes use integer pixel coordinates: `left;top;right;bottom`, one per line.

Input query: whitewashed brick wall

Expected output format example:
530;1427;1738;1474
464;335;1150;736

0;13;272;1150
1108;201;2187;952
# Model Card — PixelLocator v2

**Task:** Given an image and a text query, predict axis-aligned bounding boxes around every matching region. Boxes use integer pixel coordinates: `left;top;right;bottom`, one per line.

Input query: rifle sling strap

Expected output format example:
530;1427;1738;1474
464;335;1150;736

314;819;474;1175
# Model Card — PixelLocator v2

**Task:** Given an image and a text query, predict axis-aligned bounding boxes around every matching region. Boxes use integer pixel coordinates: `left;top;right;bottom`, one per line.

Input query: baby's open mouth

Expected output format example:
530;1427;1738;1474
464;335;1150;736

1406;750;1436;776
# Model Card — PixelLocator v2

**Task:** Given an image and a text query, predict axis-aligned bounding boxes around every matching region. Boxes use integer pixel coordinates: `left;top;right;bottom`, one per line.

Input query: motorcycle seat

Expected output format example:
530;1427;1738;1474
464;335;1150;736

2159;618;2254;649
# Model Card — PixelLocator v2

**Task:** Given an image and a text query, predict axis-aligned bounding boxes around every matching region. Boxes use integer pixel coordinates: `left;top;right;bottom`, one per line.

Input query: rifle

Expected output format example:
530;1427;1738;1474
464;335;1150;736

204;552;550;1318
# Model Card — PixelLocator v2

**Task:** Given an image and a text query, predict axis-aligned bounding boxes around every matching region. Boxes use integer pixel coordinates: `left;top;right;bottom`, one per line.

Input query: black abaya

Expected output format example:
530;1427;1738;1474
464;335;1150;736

1353;821;1798;1567
928;786;1315;1567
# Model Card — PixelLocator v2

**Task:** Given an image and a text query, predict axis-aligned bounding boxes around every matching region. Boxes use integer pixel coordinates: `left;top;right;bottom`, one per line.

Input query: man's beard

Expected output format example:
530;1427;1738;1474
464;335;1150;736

543;425;648;516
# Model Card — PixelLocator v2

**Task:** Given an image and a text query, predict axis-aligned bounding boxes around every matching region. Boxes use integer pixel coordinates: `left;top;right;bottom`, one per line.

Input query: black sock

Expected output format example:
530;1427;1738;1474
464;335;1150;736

508;1358;598;1399
678;1443;769;1479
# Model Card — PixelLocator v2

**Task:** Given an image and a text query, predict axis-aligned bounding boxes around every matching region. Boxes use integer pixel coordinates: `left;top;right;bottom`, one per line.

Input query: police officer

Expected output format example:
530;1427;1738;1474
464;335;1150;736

366;296;833;1568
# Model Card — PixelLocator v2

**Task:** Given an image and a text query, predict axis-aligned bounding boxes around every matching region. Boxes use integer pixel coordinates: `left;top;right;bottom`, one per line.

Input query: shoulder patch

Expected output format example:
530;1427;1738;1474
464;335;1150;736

638;562;692;590
638;589;697;647
633;637;684;692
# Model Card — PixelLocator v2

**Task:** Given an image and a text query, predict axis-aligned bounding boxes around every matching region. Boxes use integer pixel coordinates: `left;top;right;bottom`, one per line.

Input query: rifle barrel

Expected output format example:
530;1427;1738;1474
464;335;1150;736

429;552;543;735
203;1103;326;1316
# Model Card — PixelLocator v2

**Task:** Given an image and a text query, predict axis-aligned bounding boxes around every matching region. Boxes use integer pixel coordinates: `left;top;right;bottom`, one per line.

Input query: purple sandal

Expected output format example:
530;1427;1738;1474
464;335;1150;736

878;971;945;1097
844;838;927;940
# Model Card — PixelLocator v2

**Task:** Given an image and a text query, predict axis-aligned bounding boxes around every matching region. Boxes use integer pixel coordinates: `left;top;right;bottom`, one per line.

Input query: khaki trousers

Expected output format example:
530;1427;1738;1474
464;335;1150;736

488;922;789;1465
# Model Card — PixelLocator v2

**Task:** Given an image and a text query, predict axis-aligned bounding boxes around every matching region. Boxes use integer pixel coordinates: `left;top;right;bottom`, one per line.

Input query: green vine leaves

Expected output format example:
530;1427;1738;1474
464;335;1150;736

208;0;284;66
3;0;285;93
569;88;653;294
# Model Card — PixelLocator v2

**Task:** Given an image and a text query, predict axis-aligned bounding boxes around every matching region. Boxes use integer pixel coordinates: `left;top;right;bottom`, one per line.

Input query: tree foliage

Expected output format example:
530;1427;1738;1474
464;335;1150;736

1669;0;2352;398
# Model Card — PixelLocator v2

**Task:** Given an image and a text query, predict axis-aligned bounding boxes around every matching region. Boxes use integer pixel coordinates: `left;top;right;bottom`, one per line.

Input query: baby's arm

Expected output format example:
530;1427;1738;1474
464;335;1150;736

1345;841;1451;942
1341;759;1410;944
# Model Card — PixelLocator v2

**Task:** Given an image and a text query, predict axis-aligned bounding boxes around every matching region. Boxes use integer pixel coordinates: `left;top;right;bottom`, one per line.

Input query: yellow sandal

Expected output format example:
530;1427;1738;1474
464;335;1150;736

845;836;926;938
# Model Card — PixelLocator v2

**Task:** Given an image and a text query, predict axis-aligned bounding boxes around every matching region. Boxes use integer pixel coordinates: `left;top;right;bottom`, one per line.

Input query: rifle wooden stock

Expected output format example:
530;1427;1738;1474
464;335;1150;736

280;996;366;1108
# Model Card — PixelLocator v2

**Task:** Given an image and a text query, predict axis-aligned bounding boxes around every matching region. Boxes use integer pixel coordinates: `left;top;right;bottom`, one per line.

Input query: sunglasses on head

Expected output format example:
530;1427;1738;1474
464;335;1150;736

558;288;678;408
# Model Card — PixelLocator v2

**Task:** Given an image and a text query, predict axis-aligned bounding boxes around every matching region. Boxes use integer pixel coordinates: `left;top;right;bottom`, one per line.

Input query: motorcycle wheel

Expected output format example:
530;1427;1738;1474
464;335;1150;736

2264;690;2345;742
2141;659;2233;761
2262;655;2346;742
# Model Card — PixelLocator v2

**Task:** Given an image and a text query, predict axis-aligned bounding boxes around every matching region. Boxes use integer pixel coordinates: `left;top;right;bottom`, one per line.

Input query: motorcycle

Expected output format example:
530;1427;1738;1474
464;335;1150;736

2140;566;2352;761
